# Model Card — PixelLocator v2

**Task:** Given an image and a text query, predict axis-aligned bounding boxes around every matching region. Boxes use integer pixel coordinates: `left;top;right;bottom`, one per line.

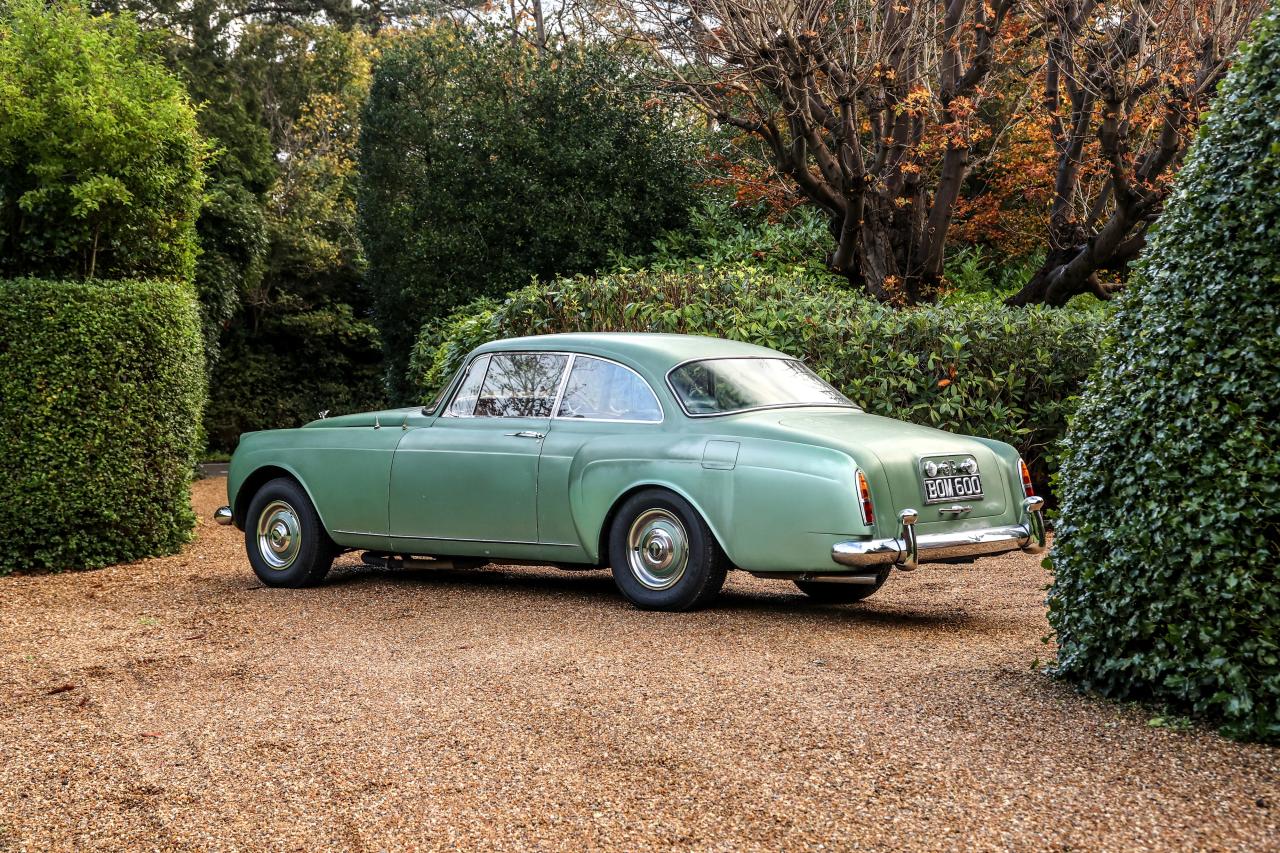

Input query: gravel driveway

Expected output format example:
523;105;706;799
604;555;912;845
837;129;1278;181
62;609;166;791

1;477;1276;851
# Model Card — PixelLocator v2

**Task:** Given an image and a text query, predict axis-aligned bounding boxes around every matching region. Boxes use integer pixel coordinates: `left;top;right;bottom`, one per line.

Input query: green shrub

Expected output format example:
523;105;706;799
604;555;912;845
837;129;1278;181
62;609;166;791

612;199;838;284
1046;7;1280;742
203;303;384;451
410;271;1104;497
358;24;699;401
940;246;1052;307
0;278;206;573
0;0;206;283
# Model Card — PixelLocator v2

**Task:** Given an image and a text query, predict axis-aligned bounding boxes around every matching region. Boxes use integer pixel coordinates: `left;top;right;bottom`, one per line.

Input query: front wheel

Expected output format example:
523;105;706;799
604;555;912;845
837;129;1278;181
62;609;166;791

245;478;336;587
608;489;727;611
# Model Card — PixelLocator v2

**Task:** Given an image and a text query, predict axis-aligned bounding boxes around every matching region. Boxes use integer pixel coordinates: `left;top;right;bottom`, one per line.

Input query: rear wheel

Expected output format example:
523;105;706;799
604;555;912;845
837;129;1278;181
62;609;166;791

245;478;336;587
608;489;727;611
794;568;891;604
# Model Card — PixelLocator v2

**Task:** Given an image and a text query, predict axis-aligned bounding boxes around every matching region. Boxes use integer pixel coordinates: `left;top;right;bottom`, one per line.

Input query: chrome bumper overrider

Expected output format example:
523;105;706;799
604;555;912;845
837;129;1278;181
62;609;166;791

832;496;1046;571
214;506;234;526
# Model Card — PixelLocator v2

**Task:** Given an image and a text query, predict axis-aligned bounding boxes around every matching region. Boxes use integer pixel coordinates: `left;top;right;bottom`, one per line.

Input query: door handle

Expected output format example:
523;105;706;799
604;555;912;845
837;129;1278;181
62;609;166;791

505;430;545;439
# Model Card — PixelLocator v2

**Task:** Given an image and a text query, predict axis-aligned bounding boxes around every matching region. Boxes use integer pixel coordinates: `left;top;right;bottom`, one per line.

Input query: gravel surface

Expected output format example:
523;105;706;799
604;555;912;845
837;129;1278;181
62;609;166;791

1;477;1276;852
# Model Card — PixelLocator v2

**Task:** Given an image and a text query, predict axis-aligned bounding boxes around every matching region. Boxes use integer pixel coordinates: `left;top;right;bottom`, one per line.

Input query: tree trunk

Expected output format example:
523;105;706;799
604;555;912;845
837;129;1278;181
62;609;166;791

1006;213;1145;306
824;194;945;305
1004;246;1095;307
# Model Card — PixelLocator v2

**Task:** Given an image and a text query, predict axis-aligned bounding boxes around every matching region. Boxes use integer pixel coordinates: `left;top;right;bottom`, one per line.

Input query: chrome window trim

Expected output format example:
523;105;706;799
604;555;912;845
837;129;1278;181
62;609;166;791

549;353;575;418
552;353;665;425
442;351;571;420
664;355;859;419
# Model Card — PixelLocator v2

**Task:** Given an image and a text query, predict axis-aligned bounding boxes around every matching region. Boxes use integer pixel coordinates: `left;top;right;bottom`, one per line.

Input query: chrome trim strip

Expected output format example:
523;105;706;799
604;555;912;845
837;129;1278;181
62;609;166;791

663;355;859;419
332;530;578;547
549;352;575;418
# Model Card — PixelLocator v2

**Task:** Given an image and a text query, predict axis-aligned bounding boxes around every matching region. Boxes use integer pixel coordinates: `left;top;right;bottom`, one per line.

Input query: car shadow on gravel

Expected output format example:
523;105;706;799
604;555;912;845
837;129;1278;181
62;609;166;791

320;563;977;629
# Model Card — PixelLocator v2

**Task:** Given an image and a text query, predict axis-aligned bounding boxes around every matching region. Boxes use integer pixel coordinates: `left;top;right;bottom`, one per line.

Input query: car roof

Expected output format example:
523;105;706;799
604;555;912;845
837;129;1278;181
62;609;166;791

472;332;788;375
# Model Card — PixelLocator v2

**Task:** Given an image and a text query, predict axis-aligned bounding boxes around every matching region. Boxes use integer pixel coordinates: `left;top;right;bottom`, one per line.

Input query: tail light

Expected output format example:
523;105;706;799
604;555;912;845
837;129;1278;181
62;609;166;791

856;470;875;525
1019;459;1035;497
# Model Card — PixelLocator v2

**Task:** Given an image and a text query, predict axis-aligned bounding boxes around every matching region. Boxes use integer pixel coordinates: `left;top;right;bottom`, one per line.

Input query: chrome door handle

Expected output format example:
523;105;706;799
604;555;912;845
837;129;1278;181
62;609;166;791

506;430;545;439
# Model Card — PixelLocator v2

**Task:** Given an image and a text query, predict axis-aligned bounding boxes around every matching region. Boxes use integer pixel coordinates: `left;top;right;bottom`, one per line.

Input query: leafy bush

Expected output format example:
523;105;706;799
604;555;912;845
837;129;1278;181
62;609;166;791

0;0;206;282
1046;8;1280;742
410;271;1104;497
612;199;838;284
0;278;206;573
203;302;384;451
941;246;1048;306
359;24;699;400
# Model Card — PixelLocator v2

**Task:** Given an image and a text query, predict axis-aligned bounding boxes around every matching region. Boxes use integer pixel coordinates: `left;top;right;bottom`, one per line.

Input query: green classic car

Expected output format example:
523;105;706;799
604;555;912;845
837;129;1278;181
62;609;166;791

215;333;1045;610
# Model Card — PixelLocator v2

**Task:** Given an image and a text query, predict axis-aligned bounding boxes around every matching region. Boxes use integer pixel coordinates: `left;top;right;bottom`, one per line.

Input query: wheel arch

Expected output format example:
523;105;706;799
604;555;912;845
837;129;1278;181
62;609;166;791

593;482;735;569
233;464;327;532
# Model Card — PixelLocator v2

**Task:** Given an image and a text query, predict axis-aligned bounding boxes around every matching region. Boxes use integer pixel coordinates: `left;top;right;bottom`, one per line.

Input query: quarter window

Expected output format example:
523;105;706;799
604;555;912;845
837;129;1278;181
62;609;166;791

556;356;662;422
446;354;490;417
473;353;569;418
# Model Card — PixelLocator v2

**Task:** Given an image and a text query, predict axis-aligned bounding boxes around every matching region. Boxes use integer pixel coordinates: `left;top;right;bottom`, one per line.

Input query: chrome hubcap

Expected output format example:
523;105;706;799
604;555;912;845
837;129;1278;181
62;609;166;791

256;500;301;570
627;509;689;590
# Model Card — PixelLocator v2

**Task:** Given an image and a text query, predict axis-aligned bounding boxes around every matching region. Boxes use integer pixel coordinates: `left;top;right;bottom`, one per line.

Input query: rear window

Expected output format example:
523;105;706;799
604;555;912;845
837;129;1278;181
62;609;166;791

668;358;854;416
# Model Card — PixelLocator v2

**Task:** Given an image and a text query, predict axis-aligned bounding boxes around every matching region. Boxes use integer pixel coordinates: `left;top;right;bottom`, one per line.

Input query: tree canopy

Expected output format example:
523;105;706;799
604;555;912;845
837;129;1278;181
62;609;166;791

358;24;701;399
0;0;206;282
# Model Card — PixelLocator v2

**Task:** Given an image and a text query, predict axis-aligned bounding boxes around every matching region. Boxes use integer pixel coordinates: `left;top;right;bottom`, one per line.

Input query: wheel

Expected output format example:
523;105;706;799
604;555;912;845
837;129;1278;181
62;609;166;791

244;478;336;587
608;489;728;611
794;568;891;604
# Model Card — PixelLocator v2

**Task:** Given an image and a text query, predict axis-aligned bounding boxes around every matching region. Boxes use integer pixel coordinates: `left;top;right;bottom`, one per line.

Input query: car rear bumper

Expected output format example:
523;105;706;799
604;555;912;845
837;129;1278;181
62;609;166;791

831;497;1046;571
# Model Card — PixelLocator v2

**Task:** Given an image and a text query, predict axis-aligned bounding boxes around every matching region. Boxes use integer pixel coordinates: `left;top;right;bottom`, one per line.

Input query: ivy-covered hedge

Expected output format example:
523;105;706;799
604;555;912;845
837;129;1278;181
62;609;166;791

410;271;1104;498
1047;7;1280;743
0;278;206;573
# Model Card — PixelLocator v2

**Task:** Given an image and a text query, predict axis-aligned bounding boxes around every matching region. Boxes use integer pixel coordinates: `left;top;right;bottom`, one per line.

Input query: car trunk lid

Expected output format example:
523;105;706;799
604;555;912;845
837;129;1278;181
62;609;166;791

773;411;1011;524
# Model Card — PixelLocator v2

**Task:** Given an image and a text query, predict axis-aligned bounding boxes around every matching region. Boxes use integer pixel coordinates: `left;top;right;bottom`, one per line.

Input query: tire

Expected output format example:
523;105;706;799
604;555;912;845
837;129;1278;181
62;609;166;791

244;477;336;588
794;568;891;604
608;489;728;611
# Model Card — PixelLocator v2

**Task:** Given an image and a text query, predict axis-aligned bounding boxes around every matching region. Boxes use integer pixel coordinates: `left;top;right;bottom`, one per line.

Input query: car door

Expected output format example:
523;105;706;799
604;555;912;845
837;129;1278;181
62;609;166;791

536;355;667;548
388;351;569;552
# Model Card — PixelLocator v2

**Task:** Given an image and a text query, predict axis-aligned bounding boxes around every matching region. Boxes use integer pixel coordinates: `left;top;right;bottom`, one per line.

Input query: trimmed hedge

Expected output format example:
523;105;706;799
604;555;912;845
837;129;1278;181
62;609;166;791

1046;7;1280;743
0;278;206;573
410;271;1104;498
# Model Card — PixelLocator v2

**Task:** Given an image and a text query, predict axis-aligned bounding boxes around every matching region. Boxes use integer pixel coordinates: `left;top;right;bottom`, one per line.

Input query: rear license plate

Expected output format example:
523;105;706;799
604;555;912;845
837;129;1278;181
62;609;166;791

922;474;984;504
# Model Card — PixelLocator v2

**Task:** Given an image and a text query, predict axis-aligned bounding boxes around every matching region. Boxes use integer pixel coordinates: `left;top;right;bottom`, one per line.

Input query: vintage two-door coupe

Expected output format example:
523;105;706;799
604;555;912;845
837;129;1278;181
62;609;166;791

215;333;1045;610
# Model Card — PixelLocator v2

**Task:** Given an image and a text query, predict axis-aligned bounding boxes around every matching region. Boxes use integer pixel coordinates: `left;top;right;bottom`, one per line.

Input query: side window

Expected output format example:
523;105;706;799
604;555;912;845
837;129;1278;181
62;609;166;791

446;354;490;417
473;353;568;418
556;356;662;422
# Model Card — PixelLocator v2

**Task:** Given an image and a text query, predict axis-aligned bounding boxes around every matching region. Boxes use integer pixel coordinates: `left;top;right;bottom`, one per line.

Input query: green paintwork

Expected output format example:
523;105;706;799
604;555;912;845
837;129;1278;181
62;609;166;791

226;333;1030;573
